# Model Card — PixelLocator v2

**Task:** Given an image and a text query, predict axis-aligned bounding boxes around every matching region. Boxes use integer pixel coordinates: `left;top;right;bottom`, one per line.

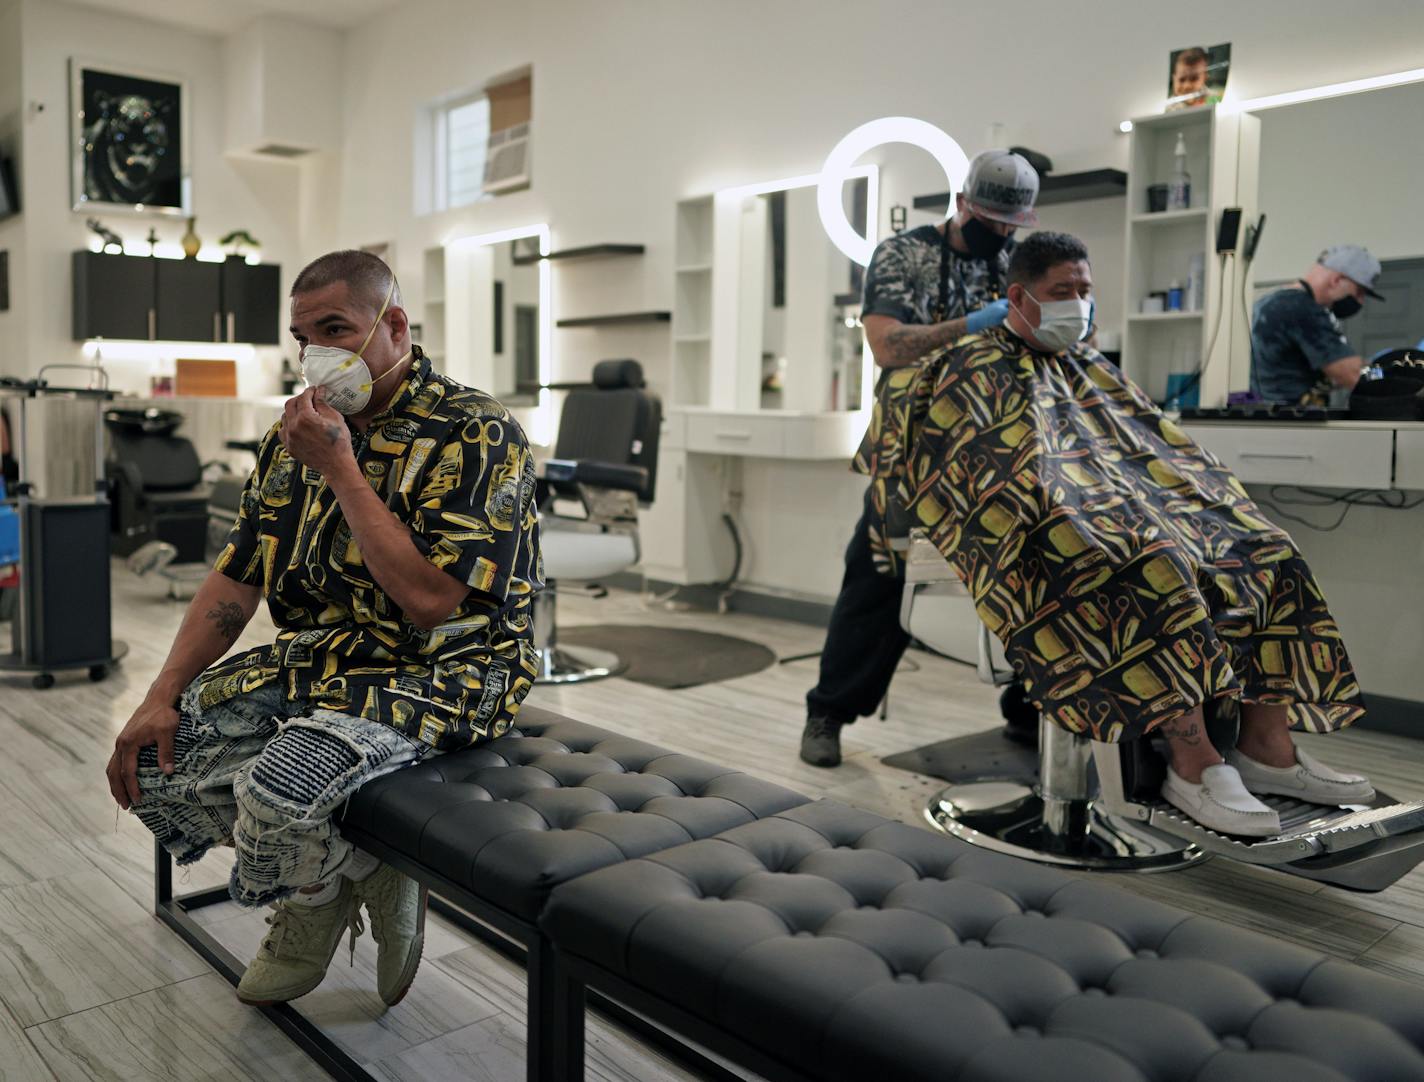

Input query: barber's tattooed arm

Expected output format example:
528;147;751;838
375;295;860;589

863;315;969;369
206;600;247;646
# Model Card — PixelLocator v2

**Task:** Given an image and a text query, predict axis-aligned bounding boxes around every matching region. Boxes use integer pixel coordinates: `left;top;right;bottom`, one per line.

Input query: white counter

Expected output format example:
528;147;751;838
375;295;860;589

1183;420;1424;491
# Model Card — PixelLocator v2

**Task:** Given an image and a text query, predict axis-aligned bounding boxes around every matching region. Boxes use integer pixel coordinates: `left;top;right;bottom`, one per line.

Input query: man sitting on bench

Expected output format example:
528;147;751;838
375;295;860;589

891;229;1374;837
105;250;542;1007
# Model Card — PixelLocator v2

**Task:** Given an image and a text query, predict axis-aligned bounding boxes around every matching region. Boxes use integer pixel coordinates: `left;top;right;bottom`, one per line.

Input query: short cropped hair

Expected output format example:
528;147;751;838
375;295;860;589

1176;46;1209;69
291;249;402;311
1007;231;1090;288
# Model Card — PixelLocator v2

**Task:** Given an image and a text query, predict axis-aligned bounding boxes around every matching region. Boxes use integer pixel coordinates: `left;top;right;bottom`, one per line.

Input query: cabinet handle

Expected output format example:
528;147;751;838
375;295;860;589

148;308;156;341
227;311;235;342
1240;452;1314;461
713;430;753;440
213;311;221;342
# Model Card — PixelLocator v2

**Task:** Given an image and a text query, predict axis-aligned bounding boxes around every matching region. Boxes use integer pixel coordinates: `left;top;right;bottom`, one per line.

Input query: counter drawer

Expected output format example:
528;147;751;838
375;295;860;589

1184;424;1394;490
685;412;785;457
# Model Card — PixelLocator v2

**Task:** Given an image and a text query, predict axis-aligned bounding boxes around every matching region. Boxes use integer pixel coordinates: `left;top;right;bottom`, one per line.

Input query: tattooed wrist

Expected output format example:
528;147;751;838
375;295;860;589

206;600;245;645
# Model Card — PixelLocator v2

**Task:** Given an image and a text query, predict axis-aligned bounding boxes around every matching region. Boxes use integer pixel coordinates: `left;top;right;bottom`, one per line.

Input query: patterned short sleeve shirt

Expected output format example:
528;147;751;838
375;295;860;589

204;348;543;750
853;226;1012;481
1250;285;1355;404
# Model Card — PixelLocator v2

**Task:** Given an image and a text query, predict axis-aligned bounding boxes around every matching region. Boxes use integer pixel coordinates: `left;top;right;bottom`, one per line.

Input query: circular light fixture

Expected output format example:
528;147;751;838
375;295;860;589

1118;119;1135;134
817;116;969;266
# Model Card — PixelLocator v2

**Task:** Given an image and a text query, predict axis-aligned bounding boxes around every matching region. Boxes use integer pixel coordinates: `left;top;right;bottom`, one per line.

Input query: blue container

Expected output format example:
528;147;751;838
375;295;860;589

1164;372;1201;409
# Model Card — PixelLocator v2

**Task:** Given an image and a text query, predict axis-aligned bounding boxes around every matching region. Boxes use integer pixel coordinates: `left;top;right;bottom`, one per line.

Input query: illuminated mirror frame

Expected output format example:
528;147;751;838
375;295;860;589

716;165;879;416
444;224;553;445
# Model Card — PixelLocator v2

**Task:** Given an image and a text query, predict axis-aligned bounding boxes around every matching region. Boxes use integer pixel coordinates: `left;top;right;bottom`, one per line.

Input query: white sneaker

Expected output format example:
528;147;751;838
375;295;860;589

1161;764;1282;838
1227;747;1376;806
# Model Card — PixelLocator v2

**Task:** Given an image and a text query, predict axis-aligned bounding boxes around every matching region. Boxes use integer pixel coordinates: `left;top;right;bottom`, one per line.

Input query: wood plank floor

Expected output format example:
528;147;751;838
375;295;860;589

1;564;1422;1080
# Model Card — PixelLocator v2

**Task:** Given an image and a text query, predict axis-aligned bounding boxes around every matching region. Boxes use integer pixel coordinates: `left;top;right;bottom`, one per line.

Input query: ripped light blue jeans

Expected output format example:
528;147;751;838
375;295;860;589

133;681;434;907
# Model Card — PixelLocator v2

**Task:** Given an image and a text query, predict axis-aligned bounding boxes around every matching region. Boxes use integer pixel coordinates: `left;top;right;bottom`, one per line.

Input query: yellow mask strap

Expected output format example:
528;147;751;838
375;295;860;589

345;276;397;369
360;349;413;394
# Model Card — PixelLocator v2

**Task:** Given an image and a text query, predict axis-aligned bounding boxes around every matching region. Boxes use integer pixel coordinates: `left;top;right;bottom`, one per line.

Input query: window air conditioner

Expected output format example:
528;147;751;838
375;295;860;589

482;122;530;194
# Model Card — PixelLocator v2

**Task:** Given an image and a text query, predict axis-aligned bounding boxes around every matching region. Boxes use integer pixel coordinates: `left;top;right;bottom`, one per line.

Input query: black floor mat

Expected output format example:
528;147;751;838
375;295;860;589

558;624;776;689
881;728;1040;784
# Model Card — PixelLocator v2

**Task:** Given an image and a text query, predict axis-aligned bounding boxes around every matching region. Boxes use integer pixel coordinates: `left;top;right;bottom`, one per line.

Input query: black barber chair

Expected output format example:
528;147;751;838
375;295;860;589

535;359;661;683
898;529;1424;892
106;408;210;563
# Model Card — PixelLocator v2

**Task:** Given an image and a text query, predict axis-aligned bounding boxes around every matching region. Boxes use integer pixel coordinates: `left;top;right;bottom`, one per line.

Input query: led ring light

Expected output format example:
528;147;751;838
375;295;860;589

816;117;969;266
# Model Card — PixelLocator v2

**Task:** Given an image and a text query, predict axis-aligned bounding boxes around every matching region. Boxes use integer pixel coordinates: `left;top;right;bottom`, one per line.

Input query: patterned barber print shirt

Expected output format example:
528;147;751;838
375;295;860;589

851;225;1011;573
203;347;543;751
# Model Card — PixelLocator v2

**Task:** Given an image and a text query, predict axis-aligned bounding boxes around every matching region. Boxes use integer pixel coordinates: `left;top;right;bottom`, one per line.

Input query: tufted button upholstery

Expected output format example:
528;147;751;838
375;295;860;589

337;705;809;920
542;799;1424;1082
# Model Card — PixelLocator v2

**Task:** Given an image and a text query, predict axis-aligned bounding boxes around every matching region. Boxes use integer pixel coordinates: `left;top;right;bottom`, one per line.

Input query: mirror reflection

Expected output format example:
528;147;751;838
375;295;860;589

740;179;870;411
490;237;541;404
1249;81;1424;400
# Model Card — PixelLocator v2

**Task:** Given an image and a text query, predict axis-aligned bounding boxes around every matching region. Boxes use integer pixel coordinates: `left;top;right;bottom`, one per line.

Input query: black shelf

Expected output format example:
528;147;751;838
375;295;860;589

512;243;646;266
556;310;671;329
913;168;1128;214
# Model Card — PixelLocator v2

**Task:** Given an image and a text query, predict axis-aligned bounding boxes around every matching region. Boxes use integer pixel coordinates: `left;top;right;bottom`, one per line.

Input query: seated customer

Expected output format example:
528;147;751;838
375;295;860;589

106;250;542;1006
893;231;1373;837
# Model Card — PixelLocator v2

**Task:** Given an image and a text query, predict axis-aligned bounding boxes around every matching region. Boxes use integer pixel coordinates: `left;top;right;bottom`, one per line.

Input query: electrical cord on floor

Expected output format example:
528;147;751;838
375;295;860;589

1256;485;1424;532
713;512;743;614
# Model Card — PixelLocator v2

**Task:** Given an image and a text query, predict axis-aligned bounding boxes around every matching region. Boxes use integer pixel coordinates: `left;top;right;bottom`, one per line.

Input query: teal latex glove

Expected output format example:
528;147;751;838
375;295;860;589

966;298;1010;333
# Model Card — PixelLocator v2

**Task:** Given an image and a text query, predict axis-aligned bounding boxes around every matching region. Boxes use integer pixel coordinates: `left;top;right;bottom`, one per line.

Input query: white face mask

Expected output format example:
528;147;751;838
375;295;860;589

299;278;411;414
1013;291;1093;352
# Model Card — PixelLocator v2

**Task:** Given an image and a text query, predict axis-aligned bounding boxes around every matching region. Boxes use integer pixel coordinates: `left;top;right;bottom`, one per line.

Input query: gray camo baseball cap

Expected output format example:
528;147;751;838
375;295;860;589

1319;245;1384;300
963;149;1040;227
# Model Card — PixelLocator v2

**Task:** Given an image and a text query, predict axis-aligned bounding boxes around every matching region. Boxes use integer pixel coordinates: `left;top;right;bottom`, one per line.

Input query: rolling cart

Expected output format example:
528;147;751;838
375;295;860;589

0;365;127;689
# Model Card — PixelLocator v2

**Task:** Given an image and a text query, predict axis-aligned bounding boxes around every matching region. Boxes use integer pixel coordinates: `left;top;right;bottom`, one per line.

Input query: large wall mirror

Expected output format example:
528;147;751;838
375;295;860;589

723;169;876;412
1250;81;1424;384
445;226;551;413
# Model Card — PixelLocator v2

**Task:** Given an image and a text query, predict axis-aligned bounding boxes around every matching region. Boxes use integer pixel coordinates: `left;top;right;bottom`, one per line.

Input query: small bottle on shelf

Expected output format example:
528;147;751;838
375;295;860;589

1167;132;1191;211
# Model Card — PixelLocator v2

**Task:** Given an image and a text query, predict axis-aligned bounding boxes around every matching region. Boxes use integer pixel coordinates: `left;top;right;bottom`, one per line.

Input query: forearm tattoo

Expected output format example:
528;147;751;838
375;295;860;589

883;320;963;365
206;600;246;646
325;423;344;445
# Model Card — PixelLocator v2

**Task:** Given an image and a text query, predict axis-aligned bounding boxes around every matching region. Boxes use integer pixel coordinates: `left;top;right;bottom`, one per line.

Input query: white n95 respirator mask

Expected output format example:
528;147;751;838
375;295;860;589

300;278;411;414
1014;293;1093;353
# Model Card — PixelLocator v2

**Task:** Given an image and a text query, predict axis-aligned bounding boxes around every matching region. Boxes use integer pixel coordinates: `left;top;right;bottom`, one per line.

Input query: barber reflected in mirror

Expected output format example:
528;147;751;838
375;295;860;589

1250;245;1384;405
800;149;1041;769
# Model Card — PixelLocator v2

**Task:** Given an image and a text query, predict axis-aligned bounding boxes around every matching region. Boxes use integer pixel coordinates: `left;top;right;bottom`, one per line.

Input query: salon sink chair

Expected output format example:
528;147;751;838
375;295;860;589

899;528;1424;892
106;408;210;563
535;359;661;684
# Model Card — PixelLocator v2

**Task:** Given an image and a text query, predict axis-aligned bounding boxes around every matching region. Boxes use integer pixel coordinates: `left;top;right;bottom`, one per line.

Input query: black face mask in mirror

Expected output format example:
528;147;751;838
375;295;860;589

960;215;1009;260
1331;296;1363;320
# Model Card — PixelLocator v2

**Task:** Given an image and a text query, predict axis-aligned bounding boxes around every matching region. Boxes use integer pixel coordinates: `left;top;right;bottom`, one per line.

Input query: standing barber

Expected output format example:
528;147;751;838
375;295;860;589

800;149;1040;767
1251;245;1383;405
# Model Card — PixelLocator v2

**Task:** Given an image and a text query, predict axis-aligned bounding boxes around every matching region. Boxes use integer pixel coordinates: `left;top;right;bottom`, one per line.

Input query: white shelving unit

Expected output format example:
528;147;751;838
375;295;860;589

421;245;446;366
671;197;714;407
1122;105;1259;406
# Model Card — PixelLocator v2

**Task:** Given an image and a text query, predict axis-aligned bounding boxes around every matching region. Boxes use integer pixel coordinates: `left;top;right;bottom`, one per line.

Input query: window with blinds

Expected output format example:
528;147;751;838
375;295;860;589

444;94;491;209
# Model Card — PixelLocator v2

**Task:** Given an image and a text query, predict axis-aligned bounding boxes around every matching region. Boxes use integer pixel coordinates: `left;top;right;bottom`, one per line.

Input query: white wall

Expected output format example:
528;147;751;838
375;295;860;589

1255;80;1424;282
9;0;309;393
0;0;28;373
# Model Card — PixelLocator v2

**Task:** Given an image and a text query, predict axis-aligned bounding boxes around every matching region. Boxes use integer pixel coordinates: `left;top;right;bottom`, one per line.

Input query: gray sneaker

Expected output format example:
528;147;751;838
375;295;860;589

352;864;427;1007
237;879;364;1005
799;715;844;768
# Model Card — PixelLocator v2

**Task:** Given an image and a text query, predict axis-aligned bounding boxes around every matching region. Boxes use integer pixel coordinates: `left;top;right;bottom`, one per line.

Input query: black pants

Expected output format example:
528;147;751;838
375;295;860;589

806;486;910;723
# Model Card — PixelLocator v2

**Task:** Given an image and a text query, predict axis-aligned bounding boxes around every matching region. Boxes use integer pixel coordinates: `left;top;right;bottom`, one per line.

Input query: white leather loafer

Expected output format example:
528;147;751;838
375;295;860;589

1161;763;1282;838
1227;747;1376;806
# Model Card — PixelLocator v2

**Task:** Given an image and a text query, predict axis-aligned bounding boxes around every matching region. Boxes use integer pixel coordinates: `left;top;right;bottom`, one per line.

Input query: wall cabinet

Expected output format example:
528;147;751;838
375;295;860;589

72;252;281;344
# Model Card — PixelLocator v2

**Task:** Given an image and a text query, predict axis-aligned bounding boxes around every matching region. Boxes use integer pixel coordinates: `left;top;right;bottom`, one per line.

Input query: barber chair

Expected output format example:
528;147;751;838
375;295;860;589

900;529;1424;891
535;360;661;684
106;408;210;563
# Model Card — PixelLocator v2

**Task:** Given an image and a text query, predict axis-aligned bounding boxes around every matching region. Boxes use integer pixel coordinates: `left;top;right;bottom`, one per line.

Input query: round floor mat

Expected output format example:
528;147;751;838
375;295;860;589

557;624;776;689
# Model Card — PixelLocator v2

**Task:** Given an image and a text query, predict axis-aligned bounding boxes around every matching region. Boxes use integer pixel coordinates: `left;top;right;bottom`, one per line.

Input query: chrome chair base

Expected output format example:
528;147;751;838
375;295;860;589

535;644;627;685
926;779;1206;872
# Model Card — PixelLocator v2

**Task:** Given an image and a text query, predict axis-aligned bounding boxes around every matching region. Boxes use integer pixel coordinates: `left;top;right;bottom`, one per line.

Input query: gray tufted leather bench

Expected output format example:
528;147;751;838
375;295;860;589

541;799;1424;1082
332;703;809;1078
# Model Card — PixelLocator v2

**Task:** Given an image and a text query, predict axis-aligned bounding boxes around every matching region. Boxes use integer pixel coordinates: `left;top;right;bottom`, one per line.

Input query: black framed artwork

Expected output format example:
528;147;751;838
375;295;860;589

70;60;188;215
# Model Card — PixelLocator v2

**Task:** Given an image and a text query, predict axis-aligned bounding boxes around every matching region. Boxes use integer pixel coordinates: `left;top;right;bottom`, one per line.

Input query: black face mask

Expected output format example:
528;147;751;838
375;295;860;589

960;215;1009;260
1331;296;1363;320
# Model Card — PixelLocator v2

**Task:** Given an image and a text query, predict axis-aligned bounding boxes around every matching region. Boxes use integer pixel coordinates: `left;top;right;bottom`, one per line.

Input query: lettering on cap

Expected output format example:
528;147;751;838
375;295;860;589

974;179;1035;207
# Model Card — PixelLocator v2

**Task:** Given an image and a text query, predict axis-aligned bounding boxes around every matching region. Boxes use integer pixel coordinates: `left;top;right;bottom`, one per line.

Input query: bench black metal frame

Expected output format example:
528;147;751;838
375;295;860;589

154;831;740;1082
